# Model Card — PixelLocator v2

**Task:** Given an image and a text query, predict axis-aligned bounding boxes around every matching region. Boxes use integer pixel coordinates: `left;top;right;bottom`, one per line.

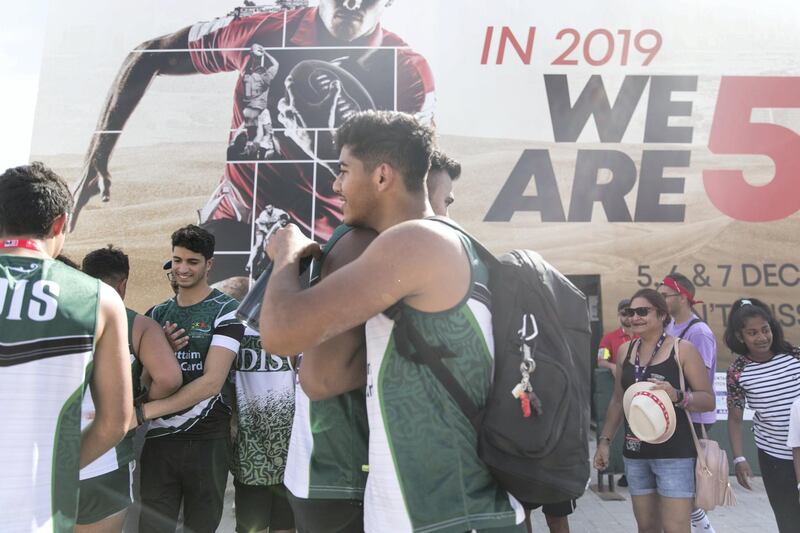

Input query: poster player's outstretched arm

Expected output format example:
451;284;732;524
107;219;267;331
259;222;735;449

71;26;197;231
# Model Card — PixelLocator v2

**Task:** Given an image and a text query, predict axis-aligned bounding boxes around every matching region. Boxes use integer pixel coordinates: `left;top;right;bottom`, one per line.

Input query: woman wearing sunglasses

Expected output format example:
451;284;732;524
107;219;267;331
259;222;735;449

725;298;800;532
594;288;715;533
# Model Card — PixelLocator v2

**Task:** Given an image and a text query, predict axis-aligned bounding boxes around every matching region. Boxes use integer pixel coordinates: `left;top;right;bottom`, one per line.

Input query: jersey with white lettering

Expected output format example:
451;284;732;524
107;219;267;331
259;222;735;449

79;308;139;480
364;230;524;532
0;256;98;532
231;328;295;486
147;289;244;439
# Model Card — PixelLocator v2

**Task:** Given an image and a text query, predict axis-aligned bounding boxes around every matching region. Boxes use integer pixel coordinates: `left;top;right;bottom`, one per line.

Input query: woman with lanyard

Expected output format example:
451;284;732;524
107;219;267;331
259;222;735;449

725;298;800;532
594;288;714;533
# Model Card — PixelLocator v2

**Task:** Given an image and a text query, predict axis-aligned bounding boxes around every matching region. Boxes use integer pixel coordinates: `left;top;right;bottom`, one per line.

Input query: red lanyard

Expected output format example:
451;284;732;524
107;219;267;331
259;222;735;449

0;239;41;251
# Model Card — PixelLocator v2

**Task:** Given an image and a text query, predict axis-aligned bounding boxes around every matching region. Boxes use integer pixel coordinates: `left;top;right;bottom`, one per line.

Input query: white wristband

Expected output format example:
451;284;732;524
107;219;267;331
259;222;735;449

733;456;747;465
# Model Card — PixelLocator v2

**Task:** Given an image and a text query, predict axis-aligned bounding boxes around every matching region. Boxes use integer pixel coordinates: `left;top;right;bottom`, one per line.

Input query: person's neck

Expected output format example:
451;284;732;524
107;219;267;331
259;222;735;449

0;235;54;259
372;194;433;234
621;325;633;336
638;329;664;349
177;283;213;307
673;306;693;325
747;350;775;363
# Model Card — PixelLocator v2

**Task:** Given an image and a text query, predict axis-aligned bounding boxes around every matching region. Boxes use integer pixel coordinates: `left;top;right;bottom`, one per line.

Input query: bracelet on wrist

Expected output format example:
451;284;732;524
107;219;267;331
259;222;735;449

598;436;611;444
733;456;747;465
680;391;691;410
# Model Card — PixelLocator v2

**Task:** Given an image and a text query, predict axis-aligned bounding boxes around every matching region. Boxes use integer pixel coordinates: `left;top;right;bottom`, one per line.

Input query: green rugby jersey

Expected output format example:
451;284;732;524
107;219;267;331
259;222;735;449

0;256;99;532
284;225;369;500
363;228;524;532
230;328;295;486
79;308;140;480
147;289;243;439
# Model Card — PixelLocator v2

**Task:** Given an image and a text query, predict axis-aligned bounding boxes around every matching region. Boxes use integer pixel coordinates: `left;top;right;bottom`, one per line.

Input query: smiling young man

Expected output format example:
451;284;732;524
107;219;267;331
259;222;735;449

137;225;244;533
259;111;524;533
0;162;132;532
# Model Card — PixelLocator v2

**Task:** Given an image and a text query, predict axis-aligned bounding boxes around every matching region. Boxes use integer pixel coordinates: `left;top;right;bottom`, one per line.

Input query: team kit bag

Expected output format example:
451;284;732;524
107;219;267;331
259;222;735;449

389;217;592;504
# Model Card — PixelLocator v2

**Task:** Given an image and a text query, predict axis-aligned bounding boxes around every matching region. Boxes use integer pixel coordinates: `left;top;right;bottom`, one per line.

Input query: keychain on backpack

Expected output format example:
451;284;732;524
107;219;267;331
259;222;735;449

511;314;544;417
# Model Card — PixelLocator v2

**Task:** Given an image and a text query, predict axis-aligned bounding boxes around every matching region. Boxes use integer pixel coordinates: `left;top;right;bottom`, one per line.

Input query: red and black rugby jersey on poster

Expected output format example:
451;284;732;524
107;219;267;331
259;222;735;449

188;7;435;241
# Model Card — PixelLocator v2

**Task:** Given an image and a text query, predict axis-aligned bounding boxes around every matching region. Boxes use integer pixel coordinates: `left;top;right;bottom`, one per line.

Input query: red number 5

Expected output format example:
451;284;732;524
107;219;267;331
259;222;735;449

704;77;800;222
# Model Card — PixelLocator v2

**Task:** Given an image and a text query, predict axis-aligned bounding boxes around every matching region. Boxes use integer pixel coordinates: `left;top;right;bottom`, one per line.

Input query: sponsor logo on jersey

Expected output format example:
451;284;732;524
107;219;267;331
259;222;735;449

6;263;40;275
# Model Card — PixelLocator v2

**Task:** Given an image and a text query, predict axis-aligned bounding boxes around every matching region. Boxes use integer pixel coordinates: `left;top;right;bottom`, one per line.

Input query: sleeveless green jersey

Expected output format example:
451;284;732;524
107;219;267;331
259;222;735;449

147;289;243;439
284;225;369;500
0;256;99;532
363;229;524;532
79;308;139;480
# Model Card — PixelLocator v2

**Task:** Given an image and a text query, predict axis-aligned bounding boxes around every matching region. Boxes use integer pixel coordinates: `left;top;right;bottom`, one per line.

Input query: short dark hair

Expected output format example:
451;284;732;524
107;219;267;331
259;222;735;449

82;245;130;283
429;150;461;181
630;288;670;328
724;298;794;356
334;111;434;192
666;272;695;297
617;298;631;312
171;224;215;259
0;162;73;238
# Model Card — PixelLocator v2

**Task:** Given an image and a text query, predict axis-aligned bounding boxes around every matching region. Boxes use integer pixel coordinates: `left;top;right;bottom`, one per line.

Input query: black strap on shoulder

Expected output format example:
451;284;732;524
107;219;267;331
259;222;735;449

389;306;481;430
624;339;637;364
678;318;702;339
424;216;501;268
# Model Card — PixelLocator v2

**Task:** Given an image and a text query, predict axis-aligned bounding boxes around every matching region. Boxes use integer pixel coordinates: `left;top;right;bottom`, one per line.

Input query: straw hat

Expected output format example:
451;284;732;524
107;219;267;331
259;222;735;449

623;382;677;444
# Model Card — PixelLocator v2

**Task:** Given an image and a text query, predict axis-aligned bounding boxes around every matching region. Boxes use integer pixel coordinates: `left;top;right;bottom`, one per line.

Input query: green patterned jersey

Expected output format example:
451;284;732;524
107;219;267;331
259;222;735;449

147;289;244;439
231;328;295;486
363;229;524;532
0;255;99;533
284;225;369;500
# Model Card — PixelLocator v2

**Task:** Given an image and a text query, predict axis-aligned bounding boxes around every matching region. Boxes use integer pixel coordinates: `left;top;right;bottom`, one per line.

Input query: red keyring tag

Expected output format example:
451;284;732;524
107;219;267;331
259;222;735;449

519;391;532;418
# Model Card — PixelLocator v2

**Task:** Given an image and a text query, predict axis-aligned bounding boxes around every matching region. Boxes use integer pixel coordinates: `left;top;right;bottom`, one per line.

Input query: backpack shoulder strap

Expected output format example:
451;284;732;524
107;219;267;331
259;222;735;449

678;318;702;339
388;307;481;430
425;216;501;267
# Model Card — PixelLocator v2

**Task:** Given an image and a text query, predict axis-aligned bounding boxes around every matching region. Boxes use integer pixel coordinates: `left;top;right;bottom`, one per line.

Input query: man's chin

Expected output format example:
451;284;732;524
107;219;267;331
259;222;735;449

330;20;364;42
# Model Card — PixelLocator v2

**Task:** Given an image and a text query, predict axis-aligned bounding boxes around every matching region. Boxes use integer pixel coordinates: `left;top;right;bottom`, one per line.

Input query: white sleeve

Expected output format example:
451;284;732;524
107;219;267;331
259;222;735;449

787;398;800;448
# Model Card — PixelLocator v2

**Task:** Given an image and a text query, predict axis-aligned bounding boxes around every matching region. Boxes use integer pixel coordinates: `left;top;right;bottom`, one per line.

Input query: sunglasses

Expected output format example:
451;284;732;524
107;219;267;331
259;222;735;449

621;306;654;318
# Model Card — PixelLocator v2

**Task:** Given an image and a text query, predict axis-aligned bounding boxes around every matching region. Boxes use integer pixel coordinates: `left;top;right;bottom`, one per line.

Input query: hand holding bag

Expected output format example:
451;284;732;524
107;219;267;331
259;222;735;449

675;339;736;511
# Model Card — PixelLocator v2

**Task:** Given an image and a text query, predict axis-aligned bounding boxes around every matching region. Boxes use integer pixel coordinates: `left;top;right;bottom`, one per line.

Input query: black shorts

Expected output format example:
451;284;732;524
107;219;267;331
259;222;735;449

76;463;134;524
287;492;363;533
234;480;295;533
521;499;577;518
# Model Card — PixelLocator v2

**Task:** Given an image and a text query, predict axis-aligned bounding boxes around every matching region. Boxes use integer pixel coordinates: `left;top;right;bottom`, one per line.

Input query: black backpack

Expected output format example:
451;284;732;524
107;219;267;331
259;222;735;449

388;217;592;504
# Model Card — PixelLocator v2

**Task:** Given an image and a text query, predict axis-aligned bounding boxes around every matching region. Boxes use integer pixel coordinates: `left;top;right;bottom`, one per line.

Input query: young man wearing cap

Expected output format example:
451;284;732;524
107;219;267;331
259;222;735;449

597;298;634;377
137;225;245;533
657;272;717;533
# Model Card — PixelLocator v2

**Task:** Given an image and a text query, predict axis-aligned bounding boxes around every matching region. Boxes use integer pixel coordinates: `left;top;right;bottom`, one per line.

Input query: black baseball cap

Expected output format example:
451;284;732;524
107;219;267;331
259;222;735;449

163;260;172;270
617;298;631;311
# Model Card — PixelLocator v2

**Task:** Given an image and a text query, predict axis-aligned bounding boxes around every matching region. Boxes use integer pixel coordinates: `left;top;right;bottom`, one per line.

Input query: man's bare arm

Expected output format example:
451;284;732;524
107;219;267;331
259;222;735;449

80;283;133;468
260;221;470;355
133;315;183;400
299;228;377;400
72;26;196;230
141;346;235;421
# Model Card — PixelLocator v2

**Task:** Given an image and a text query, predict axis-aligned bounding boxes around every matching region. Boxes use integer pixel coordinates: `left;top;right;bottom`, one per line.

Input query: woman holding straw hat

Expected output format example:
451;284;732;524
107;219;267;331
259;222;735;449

594;288;715;533
725;298;800;532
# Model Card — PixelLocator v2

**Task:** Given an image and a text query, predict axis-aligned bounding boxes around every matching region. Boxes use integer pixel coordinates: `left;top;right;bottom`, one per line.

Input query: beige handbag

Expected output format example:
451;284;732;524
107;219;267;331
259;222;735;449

675;339;736;511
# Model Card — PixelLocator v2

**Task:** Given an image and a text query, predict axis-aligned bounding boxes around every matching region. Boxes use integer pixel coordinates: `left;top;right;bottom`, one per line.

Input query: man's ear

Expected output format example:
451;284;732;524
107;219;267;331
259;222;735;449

117;278;128;299
50;213;69;236
375;162;396;192
206;257;215;273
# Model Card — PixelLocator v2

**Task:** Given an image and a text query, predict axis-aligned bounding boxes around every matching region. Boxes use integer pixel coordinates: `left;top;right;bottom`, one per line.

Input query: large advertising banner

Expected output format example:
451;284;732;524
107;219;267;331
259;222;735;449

31;0;800;367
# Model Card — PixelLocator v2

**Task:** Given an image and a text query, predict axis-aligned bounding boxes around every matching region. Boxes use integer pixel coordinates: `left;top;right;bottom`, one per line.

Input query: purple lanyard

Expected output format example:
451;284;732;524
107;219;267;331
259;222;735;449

634;332;666;382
